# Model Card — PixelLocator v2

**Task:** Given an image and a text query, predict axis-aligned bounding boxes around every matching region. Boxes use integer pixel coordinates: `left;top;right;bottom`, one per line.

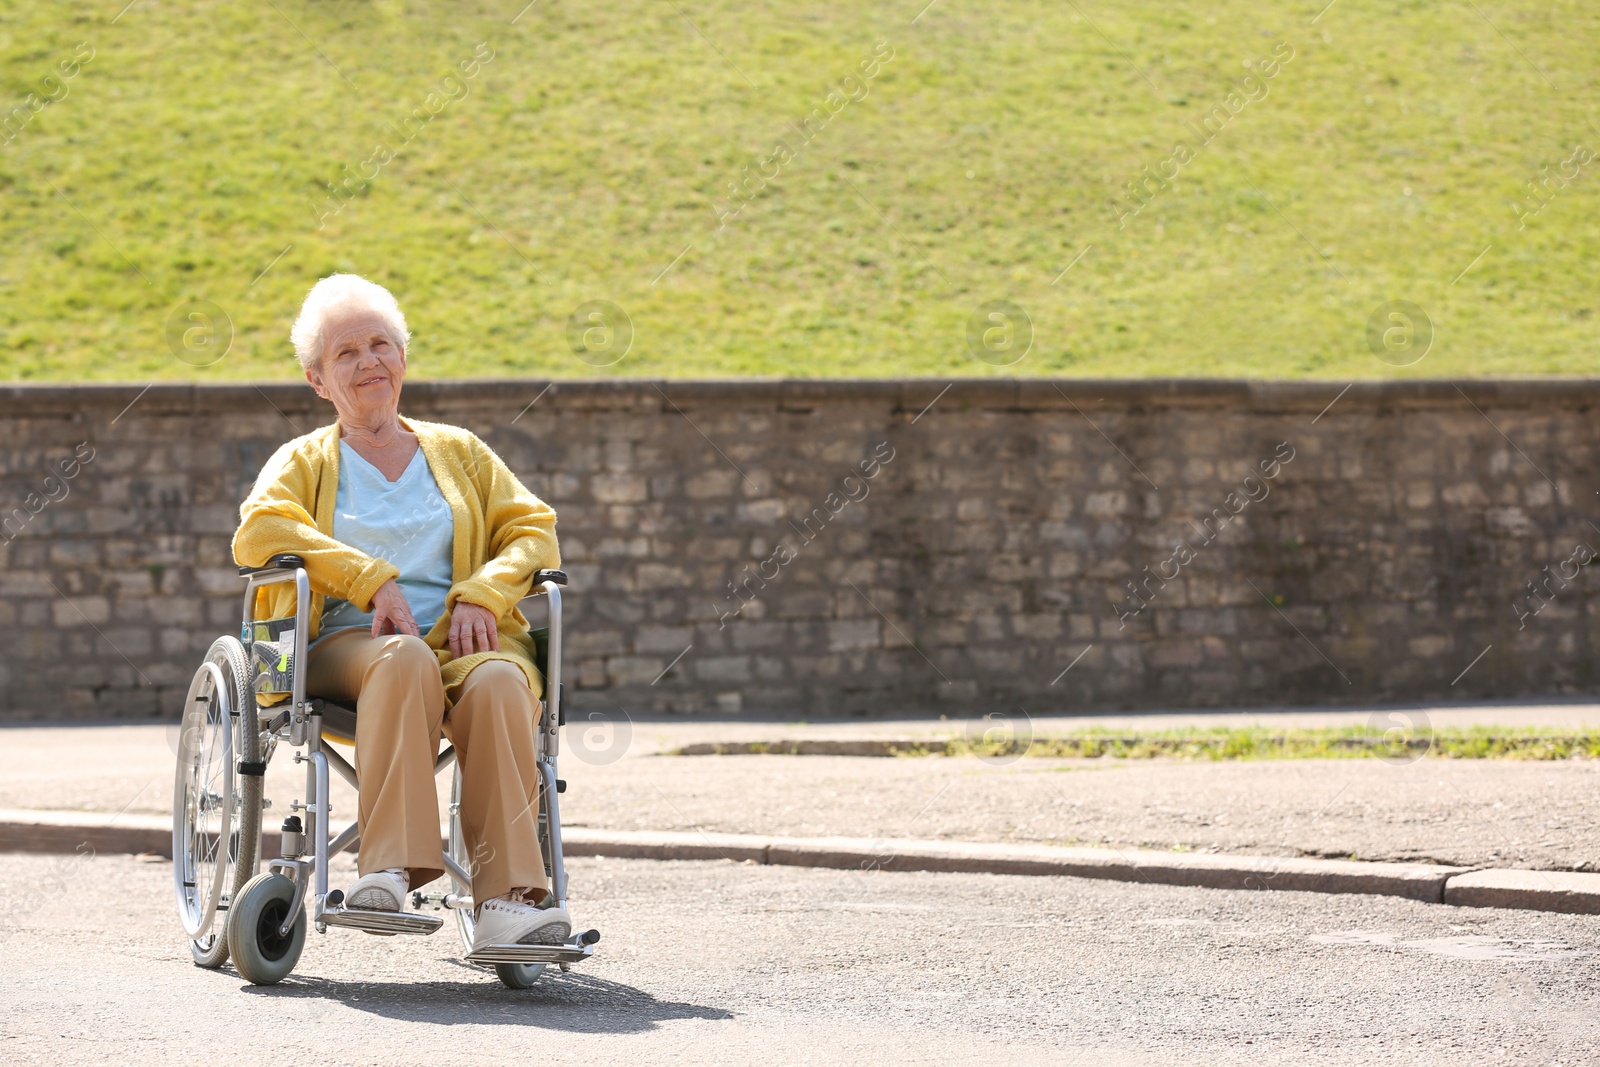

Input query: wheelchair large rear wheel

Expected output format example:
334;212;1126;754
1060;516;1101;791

448;765;546;989
172;636;262;968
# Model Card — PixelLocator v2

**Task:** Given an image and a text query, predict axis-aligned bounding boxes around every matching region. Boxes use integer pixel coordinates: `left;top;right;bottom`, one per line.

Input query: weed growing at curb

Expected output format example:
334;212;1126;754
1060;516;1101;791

670;727;1600;762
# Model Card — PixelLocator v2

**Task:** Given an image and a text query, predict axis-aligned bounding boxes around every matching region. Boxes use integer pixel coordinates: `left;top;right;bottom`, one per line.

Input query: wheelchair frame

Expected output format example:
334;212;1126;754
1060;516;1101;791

173;552;597;988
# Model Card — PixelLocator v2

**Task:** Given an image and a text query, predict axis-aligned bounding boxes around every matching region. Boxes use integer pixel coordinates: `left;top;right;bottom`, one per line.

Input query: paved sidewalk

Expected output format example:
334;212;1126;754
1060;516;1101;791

2;704;1596;872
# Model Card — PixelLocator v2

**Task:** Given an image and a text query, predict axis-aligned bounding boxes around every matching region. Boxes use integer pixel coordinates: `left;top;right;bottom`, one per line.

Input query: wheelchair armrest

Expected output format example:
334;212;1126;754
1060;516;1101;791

534;568;568;587
238;553;306;576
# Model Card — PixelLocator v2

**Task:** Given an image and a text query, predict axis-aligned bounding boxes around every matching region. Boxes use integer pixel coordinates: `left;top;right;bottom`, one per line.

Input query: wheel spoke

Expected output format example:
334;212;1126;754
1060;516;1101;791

175;638;258;952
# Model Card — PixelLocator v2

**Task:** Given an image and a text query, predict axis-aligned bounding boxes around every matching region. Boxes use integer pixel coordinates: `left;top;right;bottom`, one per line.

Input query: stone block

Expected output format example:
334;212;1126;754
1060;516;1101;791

52;595;110;627
1083;491;1127;519
1011;614;1061;640
1149;642;1203;668
193;567;243;596
1441;483;1489;508
48;539;99;566
635;564;689;591
695;656;752;683
0;572;55;597
1047;552;1083;579
1406;635;1451;658
730;621;791;651
776;591;832;620
568;628;625;656
114;596;201;626
736;499;786;523
574;657;608;689
971;614;1005;642
596;536;651;558
86;507;139;535
684;469;737;500
1178;608;1237;636
607;656;668;686
634;625;695;654
827;619;880;652
602;437;634;470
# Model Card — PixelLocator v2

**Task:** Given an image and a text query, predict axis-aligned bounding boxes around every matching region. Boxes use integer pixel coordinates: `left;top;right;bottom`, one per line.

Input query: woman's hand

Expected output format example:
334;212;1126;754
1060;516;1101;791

370;578;420;638
450;601;501;659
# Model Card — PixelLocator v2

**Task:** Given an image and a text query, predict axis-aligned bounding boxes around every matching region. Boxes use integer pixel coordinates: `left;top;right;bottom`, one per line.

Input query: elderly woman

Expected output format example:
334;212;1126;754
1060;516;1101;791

231;273;567;952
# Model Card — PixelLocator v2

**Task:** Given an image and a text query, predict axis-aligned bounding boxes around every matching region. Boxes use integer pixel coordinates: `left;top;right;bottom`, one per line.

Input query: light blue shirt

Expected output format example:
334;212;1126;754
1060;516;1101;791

316;440;455;644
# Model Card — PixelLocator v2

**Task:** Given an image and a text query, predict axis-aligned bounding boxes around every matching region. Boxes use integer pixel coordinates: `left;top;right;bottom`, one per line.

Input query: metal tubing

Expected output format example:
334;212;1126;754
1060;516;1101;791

540;761;567;907
538;579;565;904
290;568;310;745
323;743;358;791
276;858;312;933
307;747;330;925
279;744;328;939
240;564;306;742
543;582;562;757
326;820;360;857
239;564;315;935
442;852;473;889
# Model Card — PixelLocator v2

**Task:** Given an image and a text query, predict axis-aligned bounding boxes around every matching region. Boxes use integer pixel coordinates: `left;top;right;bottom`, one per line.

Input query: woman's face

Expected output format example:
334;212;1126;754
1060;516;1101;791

304;307;407;424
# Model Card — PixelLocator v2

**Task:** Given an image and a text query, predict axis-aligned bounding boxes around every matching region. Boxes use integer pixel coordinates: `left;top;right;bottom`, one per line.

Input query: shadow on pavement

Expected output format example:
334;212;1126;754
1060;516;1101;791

237;968;733;1032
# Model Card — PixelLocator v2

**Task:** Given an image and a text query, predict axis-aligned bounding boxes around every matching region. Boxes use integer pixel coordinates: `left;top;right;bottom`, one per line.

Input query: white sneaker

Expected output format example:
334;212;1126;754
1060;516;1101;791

347;868;409;911
471;894;572;952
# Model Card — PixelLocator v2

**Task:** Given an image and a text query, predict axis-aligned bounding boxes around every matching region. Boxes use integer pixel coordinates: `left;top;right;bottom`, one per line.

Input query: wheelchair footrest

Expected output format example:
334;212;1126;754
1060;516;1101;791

465;938;597;966
320;905;445;936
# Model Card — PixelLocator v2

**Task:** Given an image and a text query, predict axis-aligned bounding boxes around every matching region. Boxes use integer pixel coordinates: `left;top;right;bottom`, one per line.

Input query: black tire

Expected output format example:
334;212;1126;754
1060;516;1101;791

495;962;545;989
449;766;547;988
219;636;264;964
226;872;306;986
175;637;262;969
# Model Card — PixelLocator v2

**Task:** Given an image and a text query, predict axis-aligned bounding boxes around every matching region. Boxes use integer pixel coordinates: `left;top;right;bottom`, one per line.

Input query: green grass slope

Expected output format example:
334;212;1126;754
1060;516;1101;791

0;0;1596;381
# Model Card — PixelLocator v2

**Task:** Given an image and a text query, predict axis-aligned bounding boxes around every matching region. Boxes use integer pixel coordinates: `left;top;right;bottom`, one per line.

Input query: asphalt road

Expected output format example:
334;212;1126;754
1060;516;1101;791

2;852;1597;1066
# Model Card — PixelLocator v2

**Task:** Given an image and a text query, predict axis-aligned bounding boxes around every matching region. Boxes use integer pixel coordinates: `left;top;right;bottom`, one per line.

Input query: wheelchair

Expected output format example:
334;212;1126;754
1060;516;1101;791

171;552;599;988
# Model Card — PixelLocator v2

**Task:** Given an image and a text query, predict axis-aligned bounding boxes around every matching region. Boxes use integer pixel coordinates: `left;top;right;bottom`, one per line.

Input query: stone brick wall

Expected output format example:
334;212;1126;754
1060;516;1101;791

2;378;1597;720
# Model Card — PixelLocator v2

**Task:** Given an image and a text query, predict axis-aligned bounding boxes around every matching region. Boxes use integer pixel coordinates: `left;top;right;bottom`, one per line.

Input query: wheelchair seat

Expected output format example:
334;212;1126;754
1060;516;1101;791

306;625;554;745
309;697;359;742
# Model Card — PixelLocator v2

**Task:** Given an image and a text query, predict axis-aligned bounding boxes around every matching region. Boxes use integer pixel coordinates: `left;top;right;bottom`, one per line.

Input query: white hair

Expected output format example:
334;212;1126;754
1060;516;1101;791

290;273;410;371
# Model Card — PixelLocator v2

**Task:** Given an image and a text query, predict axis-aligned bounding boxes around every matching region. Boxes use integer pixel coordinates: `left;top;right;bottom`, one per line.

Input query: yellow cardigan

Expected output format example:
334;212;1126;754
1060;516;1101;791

231;416;560;701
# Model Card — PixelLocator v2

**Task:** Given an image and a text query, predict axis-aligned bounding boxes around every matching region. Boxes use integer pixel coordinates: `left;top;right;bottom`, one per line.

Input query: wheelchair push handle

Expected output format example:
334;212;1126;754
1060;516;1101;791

238;557;562;586
239;553;306;576
235;559;563;585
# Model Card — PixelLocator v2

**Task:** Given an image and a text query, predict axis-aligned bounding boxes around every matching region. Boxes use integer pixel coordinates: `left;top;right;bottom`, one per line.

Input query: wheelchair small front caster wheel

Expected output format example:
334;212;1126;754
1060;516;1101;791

495;963;546;989
226;873;306;985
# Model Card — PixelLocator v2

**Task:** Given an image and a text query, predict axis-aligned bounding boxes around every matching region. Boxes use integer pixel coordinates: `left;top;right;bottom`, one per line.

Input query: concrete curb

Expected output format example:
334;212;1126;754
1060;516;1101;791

0;809;319;863
5;808;1598;914
563;830;1469;903
0;808;171;858
1443;869;1600;914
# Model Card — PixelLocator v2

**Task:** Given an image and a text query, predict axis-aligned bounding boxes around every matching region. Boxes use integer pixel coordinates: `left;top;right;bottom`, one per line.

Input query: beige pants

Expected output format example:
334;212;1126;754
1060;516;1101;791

304;629;549;904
